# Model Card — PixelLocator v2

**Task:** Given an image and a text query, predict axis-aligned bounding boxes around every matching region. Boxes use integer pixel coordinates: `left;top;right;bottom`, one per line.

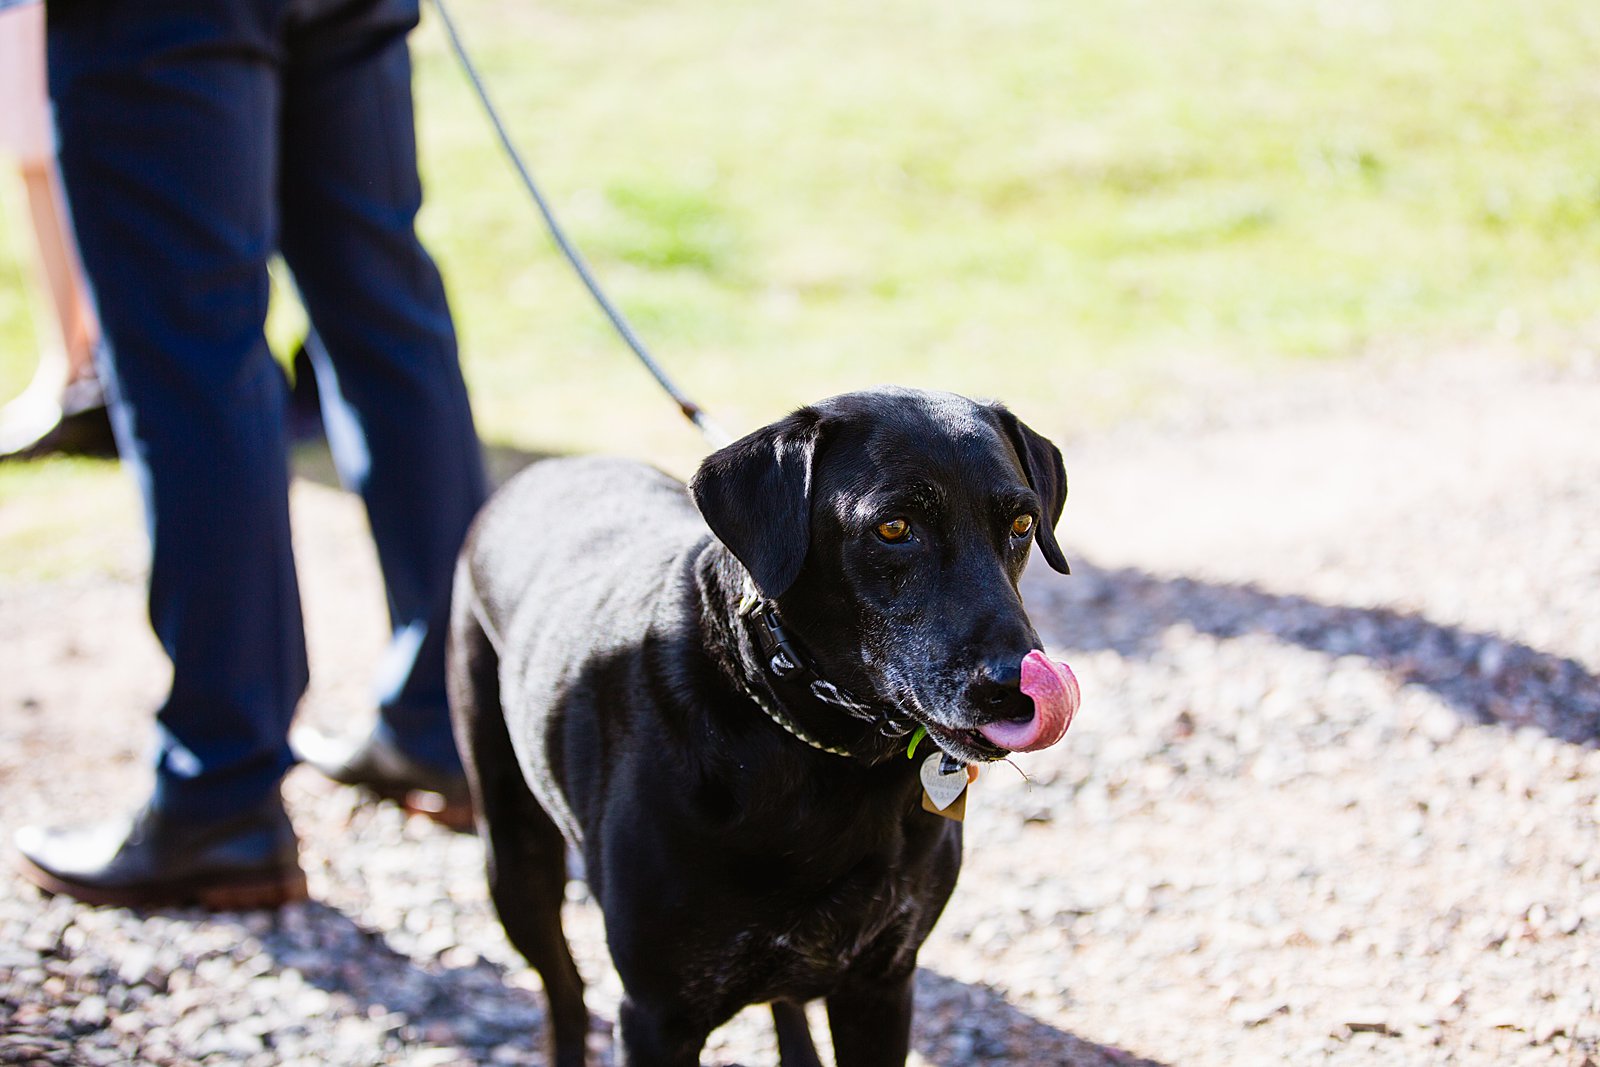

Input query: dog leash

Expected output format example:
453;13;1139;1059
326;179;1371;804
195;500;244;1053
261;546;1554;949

433;6;979;816
430;0;731;449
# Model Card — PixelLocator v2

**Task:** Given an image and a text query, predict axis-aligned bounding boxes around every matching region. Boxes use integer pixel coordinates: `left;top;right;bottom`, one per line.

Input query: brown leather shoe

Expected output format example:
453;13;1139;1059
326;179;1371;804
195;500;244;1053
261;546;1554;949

294;726;474;832
14;796;307;910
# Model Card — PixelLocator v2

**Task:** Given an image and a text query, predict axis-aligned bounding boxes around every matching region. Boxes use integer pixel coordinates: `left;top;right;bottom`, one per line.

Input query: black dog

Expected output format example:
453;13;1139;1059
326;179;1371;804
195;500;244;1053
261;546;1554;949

448;387;1071;1066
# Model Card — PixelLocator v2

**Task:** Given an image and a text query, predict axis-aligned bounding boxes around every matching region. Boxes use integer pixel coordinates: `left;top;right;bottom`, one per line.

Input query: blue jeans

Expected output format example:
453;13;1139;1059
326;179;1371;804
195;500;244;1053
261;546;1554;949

48;0;488;818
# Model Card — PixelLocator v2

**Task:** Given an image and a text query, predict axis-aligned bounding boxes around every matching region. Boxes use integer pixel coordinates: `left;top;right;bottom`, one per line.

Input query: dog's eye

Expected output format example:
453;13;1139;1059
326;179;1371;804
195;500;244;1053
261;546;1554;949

876;518;911;543
1011;514;1035;538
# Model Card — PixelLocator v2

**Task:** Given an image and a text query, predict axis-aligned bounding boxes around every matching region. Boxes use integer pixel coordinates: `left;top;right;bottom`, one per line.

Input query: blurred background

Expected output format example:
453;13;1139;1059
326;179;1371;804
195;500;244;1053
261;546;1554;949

4;0;1599;568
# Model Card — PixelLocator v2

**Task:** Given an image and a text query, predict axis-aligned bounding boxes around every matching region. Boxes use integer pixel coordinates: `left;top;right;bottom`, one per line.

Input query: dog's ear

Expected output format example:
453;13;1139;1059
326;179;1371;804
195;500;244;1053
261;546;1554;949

690;408;823;599
991;406;1071;574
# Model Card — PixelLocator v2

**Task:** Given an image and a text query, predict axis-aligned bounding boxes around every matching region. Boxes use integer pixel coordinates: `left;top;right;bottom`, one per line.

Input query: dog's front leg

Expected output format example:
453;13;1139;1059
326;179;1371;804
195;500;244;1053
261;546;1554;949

771;999;825;1067
615;994;711;1067
825;971;915;1067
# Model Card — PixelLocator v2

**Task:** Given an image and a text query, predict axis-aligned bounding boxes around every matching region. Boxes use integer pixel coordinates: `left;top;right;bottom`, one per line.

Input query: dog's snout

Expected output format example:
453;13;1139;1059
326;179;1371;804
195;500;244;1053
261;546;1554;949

967;661;1034;724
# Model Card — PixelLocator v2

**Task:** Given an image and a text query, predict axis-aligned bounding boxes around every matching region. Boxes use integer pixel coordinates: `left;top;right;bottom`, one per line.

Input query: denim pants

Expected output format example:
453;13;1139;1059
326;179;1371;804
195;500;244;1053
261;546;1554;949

47;0;489;818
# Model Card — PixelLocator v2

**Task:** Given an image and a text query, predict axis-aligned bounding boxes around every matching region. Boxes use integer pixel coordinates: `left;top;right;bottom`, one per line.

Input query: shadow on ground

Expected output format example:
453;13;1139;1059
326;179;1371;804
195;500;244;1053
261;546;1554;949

210;901;549;1059
127;898;1172;1066
914;969;1167;1067
1032;561;1600;745
36;901;1165;1066
241;922;1167;1066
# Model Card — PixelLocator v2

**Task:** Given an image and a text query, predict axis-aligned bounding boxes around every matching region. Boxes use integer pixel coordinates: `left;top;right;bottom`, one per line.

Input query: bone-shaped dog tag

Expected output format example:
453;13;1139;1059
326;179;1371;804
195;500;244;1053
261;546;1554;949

920;752;969;820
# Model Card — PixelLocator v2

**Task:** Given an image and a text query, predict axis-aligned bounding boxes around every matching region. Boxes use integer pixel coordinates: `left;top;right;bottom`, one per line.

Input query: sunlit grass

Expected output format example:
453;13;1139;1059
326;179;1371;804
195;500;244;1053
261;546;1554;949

0;456;139;580
401;0;1600;463
3;0;1599;559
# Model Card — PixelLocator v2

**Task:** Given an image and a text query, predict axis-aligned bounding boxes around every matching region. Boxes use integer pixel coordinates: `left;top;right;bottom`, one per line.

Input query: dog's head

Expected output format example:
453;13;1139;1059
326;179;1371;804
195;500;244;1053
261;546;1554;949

690;387;1070;763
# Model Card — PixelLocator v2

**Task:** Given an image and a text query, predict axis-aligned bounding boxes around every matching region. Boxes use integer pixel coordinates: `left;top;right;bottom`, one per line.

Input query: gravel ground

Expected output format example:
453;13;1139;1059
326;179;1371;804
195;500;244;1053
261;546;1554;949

2;351;1597;1066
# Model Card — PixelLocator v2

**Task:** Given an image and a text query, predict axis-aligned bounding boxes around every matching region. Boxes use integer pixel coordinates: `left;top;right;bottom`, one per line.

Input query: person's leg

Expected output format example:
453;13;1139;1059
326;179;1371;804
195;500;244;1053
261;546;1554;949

278;0;487;773
45;0;305;821
0;2;108;459
21;159;101;381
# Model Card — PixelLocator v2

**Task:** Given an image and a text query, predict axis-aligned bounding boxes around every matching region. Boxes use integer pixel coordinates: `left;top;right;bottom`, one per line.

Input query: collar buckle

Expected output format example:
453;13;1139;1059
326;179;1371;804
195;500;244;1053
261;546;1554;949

751;604;808;681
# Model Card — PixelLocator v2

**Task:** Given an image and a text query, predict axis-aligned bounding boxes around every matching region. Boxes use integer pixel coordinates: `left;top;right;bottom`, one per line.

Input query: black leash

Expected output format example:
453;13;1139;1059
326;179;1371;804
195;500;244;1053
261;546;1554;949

431;3;957;768
430;0;732;448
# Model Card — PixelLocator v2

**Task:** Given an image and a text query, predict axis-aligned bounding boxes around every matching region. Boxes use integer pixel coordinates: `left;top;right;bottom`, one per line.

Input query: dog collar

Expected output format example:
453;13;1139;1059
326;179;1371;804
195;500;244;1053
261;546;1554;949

732;676;856;757
735;592;915;757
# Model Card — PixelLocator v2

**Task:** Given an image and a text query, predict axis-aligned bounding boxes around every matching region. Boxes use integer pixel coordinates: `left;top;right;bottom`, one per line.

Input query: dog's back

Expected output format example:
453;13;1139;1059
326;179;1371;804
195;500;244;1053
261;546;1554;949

462;455;704;649
452;455;707;837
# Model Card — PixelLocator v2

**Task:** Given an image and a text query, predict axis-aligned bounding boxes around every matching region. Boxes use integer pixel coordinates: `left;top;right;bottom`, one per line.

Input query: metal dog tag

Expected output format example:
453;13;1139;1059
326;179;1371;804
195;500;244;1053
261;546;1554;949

922;788;967;822
920;752;969;820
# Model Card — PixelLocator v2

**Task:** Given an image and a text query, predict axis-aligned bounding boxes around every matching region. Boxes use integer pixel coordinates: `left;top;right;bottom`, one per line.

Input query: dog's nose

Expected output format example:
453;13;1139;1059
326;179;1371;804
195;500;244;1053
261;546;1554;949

966;660;1035;724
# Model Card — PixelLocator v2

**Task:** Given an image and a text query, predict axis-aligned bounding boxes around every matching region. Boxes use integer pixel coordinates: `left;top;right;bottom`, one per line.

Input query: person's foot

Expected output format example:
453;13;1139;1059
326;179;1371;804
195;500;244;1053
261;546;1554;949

13;795;307;910
0;375;115;460
294;726;474;832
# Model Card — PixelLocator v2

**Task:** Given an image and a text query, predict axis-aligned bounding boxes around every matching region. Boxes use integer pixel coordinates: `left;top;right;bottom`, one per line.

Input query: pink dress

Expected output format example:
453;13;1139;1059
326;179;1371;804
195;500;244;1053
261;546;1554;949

0;2;52;163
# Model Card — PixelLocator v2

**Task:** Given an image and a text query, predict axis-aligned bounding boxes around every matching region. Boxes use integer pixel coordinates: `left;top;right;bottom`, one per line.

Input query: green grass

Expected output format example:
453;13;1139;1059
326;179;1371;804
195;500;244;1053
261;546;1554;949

407;0;1600;461
3;0;1600;566
0;455;139;579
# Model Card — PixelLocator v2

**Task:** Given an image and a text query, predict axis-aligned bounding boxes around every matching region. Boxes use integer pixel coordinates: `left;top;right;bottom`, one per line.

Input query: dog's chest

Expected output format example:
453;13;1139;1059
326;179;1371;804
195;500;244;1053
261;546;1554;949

697;861;928;1005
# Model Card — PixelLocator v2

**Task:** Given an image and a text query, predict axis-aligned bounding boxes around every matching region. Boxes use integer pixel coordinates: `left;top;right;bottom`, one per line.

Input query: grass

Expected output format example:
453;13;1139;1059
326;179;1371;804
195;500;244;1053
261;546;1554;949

0;455;140;579
408;0;1600;458
3;0;1600;569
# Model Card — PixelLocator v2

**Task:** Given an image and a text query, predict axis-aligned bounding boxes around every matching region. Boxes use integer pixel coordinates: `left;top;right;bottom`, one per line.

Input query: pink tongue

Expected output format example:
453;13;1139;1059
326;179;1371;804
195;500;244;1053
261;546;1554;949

977;650;1080;752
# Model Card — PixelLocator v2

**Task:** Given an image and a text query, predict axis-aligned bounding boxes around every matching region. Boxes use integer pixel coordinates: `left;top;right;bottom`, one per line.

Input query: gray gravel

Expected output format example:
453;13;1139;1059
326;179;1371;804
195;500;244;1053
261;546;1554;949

2;351;1597;1065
